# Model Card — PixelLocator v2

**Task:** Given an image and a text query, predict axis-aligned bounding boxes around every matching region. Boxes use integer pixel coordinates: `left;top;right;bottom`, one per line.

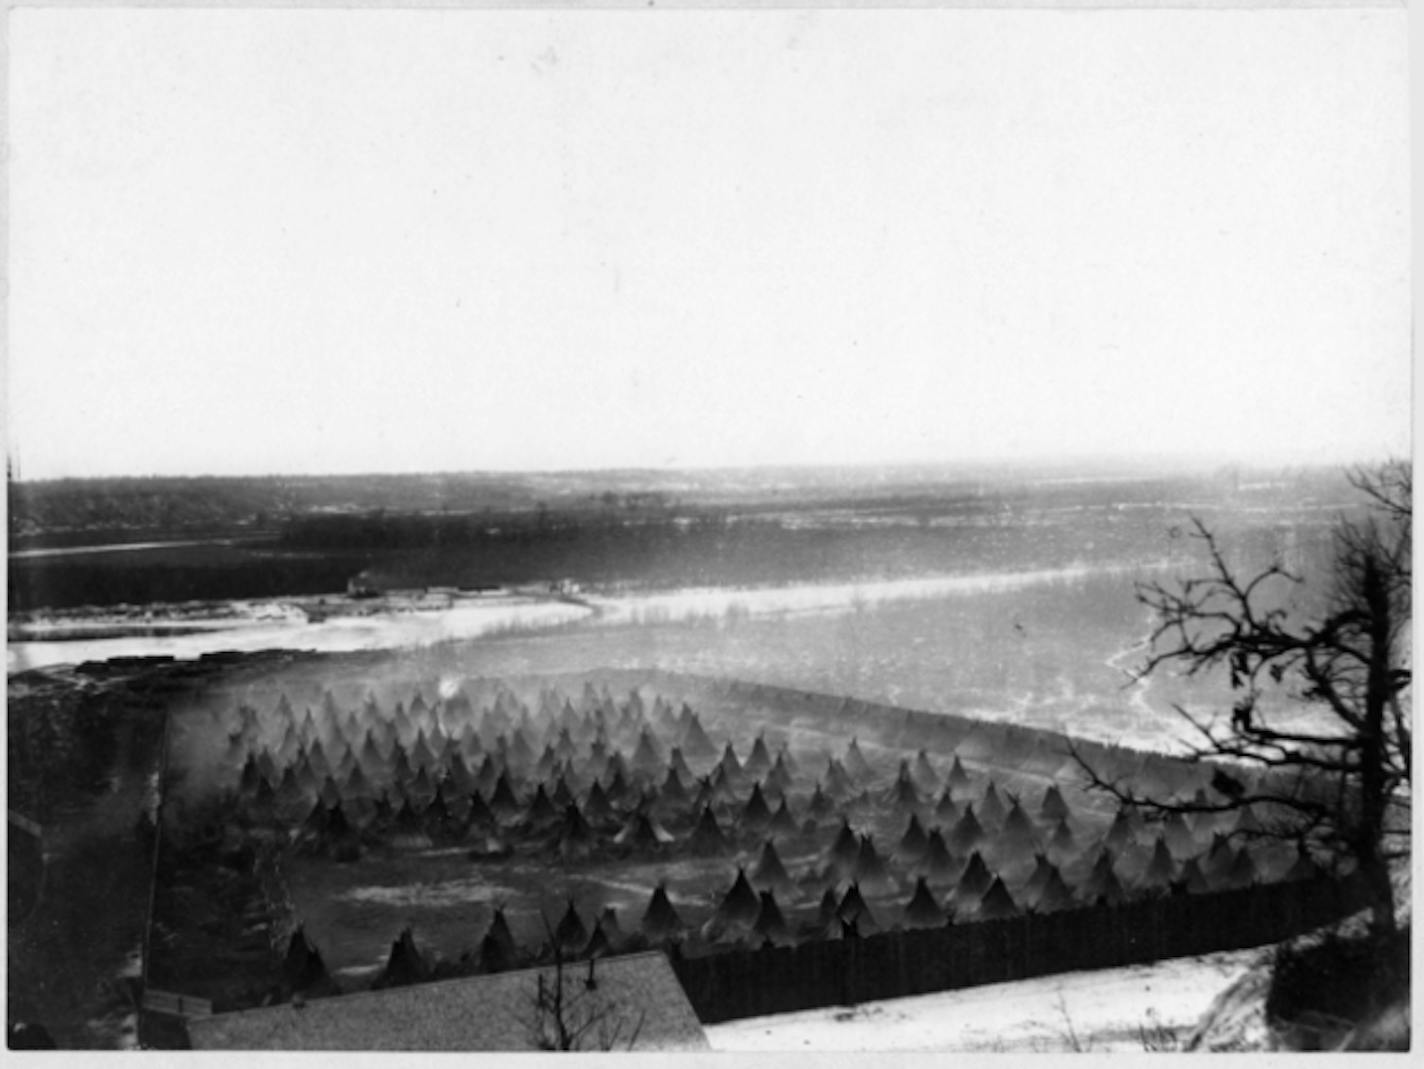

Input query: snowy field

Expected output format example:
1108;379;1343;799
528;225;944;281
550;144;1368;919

705;947;1264;1052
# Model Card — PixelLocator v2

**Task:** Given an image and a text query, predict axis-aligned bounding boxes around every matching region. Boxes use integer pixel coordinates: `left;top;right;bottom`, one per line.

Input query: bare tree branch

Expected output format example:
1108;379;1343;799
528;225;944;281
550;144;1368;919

1073;463;1410;937
525;909;645;1051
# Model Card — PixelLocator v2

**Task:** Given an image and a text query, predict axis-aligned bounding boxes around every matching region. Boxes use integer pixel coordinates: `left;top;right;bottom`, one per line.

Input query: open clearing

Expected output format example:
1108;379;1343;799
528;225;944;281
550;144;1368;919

706;946;1263;1052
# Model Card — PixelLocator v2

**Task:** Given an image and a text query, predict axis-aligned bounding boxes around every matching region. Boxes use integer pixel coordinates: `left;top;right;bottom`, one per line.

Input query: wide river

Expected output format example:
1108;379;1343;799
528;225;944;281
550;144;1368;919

6;561;1165;674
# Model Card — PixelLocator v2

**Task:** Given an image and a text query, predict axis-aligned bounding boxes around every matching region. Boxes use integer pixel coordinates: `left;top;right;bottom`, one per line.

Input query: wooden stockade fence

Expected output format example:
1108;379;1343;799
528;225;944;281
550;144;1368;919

670;875;1369;1024
609;670;1235;796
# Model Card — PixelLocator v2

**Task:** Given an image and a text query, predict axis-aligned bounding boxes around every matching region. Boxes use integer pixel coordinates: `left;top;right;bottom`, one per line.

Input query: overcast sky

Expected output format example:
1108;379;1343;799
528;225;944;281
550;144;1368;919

7;7;1409;480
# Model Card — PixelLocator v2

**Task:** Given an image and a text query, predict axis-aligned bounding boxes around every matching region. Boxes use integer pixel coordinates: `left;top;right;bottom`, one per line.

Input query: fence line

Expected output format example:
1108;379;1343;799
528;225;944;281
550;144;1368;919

670;874;1368;1024
634;669;1285;799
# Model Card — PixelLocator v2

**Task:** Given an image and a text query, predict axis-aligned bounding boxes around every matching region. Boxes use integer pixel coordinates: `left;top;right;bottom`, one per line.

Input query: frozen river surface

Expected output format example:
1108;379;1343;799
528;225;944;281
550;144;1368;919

6;595;591;673
6;562;1165;674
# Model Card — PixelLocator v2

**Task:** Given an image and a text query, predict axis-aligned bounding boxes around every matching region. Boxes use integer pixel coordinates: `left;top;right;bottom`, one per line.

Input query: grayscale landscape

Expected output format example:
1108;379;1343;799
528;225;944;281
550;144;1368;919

6;5;1409;1056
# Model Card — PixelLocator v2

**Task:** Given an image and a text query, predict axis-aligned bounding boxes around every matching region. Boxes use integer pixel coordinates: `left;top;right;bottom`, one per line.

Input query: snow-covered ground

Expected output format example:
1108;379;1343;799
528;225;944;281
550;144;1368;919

704;947;1264;1053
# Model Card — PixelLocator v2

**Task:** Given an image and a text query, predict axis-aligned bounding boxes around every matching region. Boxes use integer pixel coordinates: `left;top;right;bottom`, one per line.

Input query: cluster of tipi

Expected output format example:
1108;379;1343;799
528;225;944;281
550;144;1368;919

222;679;1323;977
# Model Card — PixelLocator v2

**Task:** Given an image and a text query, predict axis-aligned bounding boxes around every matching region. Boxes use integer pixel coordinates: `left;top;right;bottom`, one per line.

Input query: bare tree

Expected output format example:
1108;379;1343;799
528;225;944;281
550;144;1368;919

1073;462;1410;937
525;915;646;1051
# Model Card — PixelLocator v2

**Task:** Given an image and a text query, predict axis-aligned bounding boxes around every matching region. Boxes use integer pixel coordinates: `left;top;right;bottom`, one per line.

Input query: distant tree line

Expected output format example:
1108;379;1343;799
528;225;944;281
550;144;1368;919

8;466;1356;546
277;508;731;552
7;473;564;543
7;554;368;613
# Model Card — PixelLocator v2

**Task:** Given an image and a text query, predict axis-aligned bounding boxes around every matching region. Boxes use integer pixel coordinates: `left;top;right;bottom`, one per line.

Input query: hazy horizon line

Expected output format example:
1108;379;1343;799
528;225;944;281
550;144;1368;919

6;448;1401;487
